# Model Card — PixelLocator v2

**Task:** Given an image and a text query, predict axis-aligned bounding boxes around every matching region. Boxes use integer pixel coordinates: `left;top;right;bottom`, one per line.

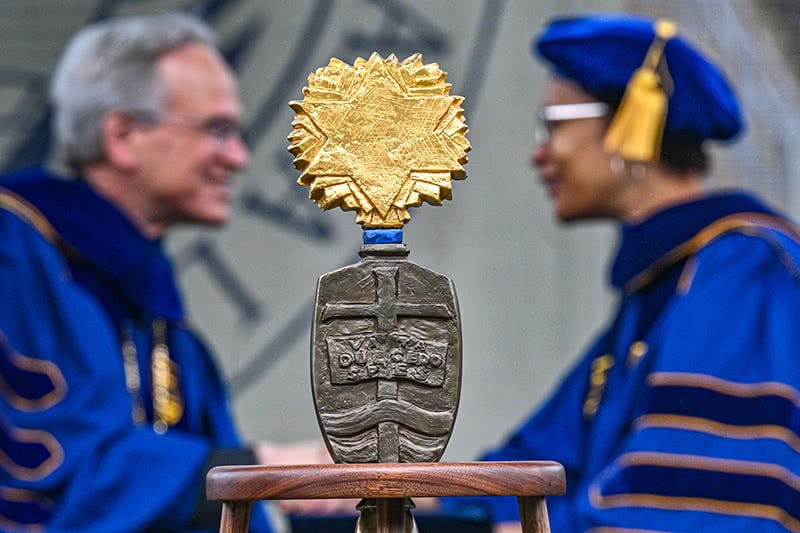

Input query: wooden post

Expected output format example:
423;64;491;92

218;501;251;533
518;496;550;533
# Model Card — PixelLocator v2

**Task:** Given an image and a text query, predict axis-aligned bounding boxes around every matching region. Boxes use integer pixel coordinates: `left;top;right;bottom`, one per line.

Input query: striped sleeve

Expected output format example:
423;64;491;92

585;232;800;532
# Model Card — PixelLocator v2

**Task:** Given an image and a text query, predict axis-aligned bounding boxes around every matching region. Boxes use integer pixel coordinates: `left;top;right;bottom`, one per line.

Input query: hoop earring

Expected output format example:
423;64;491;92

609;154;626;180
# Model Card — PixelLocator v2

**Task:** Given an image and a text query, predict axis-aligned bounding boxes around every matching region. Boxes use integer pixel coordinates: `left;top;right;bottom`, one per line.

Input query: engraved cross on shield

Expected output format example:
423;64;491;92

311;244;462;463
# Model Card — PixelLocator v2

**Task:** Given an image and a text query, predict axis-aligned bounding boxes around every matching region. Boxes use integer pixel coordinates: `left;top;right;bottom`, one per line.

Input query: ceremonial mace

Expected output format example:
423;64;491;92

289;52;468;531
206;52;564;533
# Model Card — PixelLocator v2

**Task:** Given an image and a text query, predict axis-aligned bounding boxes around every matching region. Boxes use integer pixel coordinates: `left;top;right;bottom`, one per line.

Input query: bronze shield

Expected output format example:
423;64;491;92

311;246;462;463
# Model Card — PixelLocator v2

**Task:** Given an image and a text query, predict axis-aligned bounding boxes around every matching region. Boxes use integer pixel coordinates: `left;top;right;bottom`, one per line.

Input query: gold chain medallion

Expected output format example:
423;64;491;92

288;52;470;228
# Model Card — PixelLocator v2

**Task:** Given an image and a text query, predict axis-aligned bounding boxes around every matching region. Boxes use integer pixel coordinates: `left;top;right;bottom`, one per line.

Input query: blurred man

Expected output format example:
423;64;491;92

0;13;270;532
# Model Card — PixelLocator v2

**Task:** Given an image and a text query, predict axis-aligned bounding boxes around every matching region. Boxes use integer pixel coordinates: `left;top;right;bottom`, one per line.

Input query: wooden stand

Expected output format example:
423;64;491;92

207;461;565;533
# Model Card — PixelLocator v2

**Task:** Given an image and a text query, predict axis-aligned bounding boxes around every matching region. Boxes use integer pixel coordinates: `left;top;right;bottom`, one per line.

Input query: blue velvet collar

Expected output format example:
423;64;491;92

2;166;184;322
610;191;779;289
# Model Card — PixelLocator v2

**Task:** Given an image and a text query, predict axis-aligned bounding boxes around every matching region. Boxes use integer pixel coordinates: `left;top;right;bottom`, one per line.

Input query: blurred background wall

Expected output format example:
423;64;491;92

2;0;799;462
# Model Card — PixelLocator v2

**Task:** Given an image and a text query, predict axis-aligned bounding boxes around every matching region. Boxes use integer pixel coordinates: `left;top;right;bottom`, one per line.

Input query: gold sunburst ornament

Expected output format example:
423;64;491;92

288;52;470;228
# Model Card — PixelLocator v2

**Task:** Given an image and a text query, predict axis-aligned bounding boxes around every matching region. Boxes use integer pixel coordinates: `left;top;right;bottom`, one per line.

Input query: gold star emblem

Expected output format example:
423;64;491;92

288;53;470;228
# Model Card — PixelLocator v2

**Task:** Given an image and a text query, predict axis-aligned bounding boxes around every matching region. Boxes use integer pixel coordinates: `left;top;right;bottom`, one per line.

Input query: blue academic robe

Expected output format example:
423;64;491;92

446;192;800;531
0;167;270;532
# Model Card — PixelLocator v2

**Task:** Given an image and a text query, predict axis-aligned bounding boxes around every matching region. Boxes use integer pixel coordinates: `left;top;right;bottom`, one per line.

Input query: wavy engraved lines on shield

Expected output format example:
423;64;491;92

325;428;449;464
327;431;378;463
0;417;63;482
0;487;51;532
319;399;451;463
398;427;448;463
0;335;66;412
321;400;451;436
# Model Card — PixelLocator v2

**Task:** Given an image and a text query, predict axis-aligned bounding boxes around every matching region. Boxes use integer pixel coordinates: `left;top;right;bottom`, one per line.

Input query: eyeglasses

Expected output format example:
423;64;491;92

535;102;610;144
131;110;245;148
160;115;246;148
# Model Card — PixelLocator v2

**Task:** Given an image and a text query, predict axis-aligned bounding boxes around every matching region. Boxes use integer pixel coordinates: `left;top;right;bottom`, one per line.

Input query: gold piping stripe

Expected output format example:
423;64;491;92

588;452;800;530
0;514;44;533
0;487;51;504
0;487;53;533
589;452;800;531
0;426;64;481
675;256;698;295
589;490;800;532
0;488;50;533
0;335;67;412
624;213;800;294
647;372;800;410
614;452;800;491
0;516;43;533
634;414;800;453
0;189;59;244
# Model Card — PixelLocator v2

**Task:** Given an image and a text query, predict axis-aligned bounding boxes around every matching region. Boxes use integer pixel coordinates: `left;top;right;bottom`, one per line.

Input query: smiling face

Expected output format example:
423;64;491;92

531;77;628;223
130;43;249;231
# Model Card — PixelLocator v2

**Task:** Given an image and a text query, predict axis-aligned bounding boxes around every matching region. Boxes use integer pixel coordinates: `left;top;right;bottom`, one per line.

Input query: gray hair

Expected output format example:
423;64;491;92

49;12;216;171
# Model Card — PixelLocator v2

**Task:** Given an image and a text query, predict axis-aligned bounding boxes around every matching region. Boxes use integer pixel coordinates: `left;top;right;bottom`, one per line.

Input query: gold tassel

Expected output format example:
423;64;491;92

604;19;677;162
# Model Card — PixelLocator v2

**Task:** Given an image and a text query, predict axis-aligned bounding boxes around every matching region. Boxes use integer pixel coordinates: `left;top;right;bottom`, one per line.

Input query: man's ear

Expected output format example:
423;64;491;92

101;110;141;172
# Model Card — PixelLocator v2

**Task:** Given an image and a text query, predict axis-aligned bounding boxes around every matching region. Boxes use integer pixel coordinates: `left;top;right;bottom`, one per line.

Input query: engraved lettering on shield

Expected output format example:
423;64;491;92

327;332;447;386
